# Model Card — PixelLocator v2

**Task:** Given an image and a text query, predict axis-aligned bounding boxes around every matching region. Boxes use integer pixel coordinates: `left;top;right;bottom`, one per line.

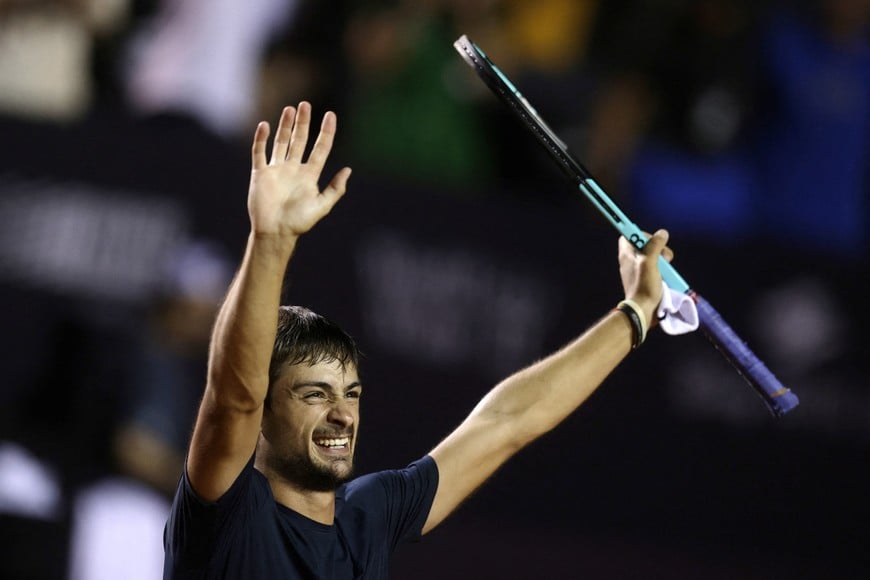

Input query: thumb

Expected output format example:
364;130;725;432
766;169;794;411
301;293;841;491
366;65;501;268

642;229;669;258
322;167;352;205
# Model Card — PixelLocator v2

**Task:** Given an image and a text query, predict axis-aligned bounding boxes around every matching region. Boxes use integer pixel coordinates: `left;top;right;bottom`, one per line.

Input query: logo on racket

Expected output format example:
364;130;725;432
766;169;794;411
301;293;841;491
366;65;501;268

628;232;645;250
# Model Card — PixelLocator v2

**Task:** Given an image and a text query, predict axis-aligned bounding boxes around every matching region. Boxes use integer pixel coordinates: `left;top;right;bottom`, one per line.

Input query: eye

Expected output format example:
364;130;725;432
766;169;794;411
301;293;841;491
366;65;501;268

346;390;361;399
304;391;326;399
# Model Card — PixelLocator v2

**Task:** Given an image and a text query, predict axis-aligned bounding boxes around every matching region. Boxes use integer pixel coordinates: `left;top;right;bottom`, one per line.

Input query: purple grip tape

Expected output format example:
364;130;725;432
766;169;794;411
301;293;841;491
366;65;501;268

694;293;799;416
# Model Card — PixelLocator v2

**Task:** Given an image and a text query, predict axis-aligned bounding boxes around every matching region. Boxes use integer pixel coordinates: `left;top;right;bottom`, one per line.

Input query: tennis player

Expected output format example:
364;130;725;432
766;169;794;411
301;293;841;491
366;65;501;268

162;102;671;579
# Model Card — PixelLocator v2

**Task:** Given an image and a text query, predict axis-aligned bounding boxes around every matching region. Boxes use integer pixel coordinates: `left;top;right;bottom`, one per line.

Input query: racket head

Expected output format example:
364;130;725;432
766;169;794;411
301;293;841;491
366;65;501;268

453;35;591;183
453;35;647;250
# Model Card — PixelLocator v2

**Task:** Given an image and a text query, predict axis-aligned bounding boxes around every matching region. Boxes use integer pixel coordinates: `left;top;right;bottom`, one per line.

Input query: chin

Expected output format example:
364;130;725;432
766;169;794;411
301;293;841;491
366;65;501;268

322;459;354;483
299;457;355;492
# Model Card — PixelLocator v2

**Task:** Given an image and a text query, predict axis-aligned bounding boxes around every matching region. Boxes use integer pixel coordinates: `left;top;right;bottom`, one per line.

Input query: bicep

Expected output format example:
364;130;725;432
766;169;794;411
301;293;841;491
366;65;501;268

185;387;264;502
423;415;522;534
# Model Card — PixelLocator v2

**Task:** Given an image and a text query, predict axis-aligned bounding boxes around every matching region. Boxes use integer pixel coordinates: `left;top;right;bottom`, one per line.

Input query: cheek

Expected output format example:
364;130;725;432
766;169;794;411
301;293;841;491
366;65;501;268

289;408;330;440
263;408;310;441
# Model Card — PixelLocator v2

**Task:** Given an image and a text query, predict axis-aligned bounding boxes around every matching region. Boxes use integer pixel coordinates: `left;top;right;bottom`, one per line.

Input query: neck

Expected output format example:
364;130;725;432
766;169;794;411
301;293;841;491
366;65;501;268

253;447;340;525
265;471;338;524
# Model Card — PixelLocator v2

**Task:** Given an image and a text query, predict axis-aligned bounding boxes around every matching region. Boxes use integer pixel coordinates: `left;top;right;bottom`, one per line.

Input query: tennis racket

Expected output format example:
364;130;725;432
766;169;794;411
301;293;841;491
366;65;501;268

454;35;798;417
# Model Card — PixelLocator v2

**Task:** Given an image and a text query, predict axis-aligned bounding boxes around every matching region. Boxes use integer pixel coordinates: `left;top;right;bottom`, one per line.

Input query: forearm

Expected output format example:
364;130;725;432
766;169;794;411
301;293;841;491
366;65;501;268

472;308;635;446
184;104;348;501
204;104;347;405
425;233;668;534
425;307;637;532
207;233;297;409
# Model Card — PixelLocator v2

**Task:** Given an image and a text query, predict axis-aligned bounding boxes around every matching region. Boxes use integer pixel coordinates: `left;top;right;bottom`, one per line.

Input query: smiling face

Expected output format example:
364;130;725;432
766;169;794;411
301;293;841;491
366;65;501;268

260;358;362;492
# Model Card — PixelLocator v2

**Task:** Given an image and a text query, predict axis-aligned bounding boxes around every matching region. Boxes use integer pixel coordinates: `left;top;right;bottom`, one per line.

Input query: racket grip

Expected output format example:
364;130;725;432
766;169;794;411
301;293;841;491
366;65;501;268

693;293;799;417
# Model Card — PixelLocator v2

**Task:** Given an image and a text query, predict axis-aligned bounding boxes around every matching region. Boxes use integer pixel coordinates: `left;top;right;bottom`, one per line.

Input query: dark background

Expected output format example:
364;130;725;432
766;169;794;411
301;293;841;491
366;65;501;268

0;1;867;578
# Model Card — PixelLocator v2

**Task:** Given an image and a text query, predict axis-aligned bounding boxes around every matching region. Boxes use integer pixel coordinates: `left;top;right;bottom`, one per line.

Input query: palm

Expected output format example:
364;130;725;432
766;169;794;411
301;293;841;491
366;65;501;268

249;163;328;237
247;103;350;239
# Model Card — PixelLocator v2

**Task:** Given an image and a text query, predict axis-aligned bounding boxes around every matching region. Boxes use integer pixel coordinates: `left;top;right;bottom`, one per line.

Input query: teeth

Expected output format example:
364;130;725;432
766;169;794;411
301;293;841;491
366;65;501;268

315;437;350;448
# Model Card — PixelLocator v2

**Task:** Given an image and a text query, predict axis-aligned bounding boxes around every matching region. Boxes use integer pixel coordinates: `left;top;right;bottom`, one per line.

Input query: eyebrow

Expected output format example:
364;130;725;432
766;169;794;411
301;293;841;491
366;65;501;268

289;381;362;393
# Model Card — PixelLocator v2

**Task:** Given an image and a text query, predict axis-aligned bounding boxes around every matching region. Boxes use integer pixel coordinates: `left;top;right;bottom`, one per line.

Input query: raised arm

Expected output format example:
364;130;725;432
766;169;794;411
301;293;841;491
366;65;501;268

424;230;671;533
186;103;351;501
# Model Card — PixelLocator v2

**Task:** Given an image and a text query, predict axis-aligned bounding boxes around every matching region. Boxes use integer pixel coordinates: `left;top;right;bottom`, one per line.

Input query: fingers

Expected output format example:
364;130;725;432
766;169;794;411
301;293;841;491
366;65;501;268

286;101;312;162
251;121;270;170
618;229;671;257
270;106;296;164
262;102;338;174
307;111;338;172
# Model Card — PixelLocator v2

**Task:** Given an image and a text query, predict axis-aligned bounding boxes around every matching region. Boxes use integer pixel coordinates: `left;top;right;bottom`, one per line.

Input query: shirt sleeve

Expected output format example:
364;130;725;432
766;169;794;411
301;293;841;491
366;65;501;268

342;455;440;551
163;454;265;574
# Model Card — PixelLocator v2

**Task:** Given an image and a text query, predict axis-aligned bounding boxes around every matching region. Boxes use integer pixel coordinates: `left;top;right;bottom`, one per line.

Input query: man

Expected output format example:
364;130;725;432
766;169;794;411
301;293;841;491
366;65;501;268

163;102;672;578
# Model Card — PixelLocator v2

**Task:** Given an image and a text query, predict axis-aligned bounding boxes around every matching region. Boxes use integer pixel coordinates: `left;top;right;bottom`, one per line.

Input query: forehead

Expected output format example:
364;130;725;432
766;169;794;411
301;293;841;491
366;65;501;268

279;358;360;385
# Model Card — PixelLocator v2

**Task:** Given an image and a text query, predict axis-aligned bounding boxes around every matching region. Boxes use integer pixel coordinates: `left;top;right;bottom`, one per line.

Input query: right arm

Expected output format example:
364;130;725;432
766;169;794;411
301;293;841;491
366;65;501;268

186;103;351;501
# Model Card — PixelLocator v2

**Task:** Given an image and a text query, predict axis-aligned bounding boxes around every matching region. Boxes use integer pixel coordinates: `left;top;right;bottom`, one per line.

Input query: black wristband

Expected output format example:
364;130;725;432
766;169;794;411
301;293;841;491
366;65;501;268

616;303;644;350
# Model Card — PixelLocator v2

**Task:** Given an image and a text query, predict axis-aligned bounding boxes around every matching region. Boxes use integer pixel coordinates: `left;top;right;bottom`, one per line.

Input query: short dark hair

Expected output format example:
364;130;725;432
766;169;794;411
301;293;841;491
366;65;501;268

268;305;362;394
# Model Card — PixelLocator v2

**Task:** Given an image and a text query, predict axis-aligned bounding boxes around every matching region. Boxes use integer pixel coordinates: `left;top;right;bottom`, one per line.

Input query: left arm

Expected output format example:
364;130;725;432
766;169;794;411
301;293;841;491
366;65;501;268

424;230;671;534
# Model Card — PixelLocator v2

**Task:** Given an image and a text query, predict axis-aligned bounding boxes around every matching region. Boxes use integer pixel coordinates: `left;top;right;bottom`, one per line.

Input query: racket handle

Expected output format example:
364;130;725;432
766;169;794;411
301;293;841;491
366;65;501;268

693;293;799;417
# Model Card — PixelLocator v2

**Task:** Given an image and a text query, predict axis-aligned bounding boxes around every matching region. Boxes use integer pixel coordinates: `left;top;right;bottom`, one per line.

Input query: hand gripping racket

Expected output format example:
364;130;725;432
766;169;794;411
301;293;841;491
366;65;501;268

454;35;798;417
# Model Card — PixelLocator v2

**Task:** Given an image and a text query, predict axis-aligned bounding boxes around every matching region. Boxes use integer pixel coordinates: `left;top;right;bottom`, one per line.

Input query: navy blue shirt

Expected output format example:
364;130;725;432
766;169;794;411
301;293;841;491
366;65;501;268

163;455;439;579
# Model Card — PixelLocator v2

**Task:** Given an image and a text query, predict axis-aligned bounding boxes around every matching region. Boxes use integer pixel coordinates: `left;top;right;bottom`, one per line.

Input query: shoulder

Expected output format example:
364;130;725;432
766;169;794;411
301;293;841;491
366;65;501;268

342;455;439;504
165;454;272;571
336;455;438;545
180;453;271;510
328;456;439;560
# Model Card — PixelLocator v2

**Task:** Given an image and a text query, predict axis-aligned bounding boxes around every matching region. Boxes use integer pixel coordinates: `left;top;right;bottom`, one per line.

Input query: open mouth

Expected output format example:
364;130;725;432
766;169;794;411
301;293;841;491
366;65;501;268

313;436;351;451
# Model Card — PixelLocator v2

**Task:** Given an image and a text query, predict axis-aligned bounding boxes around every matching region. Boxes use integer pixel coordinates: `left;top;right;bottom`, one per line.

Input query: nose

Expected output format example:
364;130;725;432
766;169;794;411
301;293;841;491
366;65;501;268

326;399;353;429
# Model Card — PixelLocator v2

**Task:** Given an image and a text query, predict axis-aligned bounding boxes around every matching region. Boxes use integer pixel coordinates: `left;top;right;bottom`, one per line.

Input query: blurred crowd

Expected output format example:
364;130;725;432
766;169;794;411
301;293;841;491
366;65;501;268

0;0;866;578
0;0;865;234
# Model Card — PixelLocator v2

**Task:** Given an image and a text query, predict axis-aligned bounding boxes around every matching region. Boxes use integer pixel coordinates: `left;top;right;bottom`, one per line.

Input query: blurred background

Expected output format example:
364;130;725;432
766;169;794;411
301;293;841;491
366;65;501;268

0;0;866;578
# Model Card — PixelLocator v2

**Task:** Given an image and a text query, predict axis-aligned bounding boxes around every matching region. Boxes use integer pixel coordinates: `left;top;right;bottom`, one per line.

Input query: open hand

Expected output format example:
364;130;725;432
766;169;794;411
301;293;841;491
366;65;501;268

248;102;351;241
